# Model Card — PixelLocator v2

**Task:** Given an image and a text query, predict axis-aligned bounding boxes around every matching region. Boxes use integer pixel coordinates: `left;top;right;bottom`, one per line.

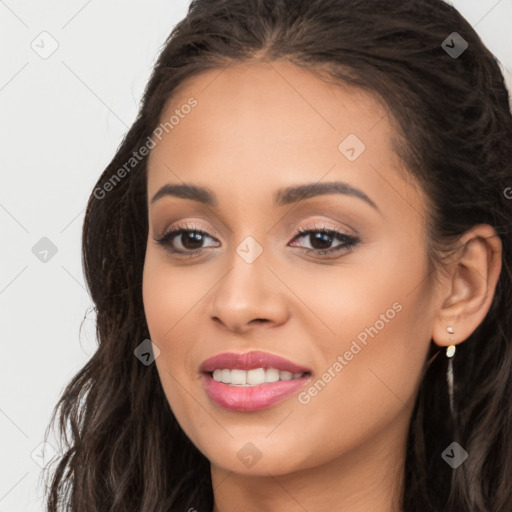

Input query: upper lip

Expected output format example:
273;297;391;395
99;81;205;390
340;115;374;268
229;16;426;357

200;350;312;374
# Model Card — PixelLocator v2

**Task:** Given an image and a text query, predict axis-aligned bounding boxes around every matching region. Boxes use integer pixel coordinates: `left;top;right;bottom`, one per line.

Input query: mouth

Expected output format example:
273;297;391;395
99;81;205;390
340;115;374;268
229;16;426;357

199;351;313;411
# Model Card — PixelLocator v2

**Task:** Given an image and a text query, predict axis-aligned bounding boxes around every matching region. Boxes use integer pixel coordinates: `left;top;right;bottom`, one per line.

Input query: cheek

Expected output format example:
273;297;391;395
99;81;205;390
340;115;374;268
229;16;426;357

142;257;190;393
142;258;201;433
293;239;433;435
289;231;429;350
301;307;429;459
142;252;214;393
289;304;432;474
142;253;210;340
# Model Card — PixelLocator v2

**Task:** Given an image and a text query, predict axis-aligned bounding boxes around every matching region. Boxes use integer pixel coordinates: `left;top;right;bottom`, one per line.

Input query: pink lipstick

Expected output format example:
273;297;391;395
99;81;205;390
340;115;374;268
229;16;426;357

200;351;312;412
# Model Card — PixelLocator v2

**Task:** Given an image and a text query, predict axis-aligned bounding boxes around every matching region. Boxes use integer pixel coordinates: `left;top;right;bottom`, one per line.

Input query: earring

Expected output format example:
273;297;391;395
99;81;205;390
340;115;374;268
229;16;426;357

446;327;456;415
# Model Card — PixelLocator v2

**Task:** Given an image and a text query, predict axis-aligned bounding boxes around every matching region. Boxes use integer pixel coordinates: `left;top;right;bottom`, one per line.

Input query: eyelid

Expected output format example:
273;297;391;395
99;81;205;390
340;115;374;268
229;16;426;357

157;219;353;243
294;220;354;236
157;220;219;240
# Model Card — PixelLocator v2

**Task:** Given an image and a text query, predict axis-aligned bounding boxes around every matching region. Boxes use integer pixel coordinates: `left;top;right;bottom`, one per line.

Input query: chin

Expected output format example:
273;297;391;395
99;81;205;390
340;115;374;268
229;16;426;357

201;436;315;477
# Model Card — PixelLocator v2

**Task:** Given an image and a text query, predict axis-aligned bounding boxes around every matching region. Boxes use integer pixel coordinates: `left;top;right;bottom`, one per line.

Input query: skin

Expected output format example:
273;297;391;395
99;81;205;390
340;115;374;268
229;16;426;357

142;60;502;512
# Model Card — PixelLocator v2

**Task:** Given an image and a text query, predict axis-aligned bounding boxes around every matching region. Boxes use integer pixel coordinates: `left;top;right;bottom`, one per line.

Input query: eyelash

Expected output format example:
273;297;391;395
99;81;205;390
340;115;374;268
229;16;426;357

154;223;359;258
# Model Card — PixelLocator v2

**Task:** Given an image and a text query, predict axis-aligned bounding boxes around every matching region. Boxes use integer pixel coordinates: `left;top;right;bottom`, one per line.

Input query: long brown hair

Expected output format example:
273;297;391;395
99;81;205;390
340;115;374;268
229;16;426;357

43;1;512;510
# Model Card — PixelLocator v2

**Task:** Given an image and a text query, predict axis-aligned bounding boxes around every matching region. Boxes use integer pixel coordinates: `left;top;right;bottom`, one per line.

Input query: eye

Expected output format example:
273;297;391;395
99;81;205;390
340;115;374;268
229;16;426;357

154;224;219;255
289;224;359;255
154;222;359;257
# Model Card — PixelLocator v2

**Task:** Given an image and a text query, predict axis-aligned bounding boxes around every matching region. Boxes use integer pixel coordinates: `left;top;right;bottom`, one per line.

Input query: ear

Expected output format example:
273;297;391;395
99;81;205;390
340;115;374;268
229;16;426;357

431;224;502;348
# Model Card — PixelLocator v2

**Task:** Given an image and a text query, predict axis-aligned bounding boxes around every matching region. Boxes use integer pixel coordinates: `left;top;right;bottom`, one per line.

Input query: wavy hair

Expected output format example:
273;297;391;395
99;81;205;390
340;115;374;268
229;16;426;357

43;0;512;510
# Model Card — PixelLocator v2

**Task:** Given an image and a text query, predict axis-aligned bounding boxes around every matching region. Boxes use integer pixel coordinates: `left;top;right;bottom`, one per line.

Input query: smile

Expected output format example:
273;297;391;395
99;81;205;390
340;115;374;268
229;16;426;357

200;350;313;411
211;368;306;386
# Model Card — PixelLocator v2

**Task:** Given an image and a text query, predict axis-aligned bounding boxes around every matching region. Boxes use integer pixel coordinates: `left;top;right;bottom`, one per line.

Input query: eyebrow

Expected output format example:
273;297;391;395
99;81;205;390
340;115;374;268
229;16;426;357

150;181;379;212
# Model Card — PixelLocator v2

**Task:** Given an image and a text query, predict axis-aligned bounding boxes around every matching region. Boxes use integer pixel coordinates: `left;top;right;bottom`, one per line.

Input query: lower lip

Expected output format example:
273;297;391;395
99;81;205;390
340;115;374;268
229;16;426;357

202;372;311;412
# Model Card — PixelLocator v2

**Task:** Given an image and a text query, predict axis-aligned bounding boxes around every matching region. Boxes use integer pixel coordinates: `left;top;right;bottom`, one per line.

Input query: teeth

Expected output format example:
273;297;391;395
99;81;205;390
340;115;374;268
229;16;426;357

266;368;280;383
221;369;231;383
211;368;305;386
247;368;265;385
231;369;246;385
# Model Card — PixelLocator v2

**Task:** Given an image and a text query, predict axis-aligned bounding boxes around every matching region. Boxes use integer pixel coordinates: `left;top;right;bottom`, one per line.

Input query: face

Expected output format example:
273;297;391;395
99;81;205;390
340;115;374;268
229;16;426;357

142;60;438;477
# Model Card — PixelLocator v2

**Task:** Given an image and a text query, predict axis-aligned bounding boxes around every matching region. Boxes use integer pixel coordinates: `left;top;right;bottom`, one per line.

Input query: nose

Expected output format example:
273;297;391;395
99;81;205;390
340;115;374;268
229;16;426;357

209;248;290;334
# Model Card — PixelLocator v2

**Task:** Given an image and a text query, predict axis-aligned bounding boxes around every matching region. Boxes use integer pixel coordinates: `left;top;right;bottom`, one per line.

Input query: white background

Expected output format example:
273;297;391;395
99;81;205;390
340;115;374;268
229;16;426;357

1;1;511;510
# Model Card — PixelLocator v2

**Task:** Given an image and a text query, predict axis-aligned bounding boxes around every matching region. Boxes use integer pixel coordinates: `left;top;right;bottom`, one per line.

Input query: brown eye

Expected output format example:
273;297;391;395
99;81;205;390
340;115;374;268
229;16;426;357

155;226;219;255
289;226;359;255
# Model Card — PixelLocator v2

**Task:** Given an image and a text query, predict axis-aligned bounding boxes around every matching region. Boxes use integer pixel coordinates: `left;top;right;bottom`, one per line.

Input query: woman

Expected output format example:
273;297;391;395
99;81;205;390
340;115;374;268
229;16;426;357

43;0;512;510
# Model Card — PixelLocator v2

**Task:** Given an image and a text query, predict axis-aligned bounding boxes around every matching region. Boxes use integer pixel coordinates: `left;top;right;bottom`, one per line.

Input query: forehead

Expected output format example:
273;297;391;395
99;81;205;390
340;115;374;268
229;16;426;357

153;59;390;149
146;60;424;218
